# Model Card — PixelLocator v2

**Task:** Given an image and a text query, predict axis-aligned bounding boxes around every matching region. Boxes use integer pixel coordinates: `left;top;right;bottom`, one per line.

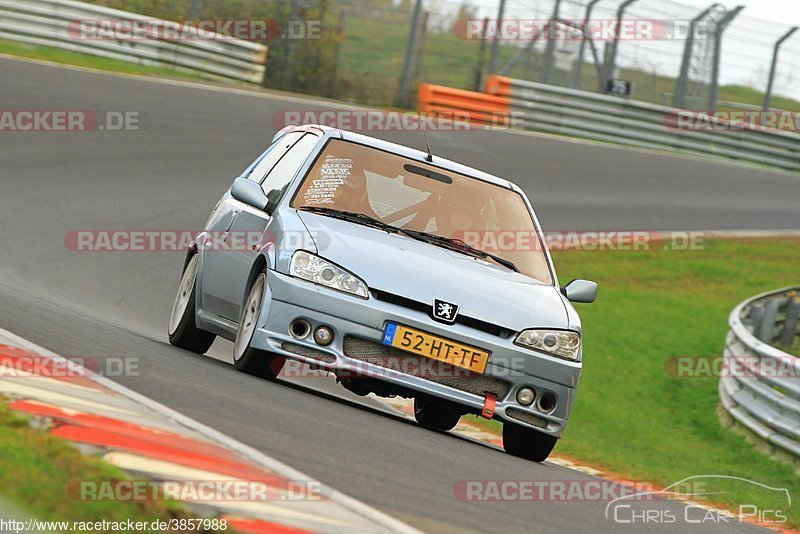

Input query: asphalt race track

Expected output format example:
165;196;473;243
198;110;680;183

2;56;797;532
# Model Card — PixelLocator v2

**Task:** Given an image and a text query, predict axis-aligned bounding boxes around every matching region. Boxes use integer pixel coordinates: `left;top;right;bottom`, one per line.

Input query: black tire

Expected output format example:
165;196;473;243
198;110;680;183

502;421;558;462
232;272;285;380
168;254;215;354
413;396;461;431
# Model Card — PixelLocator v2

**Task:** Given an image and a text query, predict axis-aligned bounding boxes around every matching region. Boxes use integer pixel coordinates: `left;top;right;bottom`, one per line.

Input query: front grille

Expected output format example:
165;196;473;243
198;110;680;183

281;342;336;363
506;407;548;429
343;336;510;399
370;289;513;338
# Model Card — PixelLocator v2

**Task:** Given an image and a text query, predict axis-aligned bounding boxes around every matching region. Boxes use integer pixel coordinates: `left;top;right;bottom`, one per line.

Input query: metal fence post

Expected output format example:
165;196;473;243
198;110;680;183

329;9;346;96
603;0;638;90
487;0;507;74
395;0;424;108
780;295;800;348
473;17;490;91
285;0;300;74
763;26;798;111
571;0;602;89
673;3;719;109
708;5;744;111
188;0;200;20
758;298;781;342
409;10;429;93
539;0;563;84
498;26;543;77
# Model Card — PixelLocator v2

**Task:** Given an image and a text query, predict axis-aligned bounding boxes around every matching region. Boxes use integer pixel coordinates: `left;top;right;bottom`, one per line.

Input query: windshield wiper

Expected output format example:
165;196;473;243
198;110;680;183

299;207;518;272
298;206;404;235
401;229;519;272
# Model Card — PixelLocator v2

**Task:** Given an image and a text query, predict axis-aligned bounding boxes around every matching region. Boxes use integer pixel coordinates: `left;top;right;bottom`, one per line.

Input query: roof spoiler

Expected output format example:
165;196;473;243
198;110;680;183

271;123;341;143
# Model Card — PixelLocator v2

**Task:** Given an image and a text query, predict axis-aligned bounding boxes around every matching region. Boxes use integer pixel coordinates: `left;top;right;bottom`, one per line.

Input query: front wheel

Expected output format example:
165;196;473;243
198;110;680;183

168;254;215;354
233;272;284;380
502;421;558;462
413;396;461;431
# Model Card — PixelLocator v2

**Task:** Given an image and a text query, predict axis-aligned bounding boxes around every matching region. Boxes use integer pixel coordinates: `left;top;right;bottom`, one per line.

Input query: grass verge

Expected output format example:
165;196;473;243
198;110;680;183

0;398;223;533
467;237;800;526
0;39;204;81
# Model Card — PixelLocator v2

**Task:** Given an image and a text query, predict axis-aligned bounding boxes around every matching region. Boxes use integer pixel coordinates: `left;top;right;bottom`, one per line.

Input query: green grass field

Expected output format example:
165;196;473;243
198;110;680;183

467;237;800;526
0;400;224;533
0;39;204;80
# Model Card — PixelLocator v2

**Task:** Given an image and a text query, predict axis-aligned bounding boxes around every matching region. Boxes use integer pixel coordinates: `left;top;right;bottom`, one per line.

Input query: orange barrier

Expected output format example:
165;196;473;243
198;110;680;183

417;83;509;126
485;75;513;97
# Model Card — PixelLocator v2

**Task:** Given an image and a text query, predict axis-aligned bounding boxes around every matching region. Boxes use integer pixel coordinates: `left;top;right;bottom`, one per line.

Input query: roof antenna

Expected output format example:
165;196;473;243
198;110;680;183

423;129;433;162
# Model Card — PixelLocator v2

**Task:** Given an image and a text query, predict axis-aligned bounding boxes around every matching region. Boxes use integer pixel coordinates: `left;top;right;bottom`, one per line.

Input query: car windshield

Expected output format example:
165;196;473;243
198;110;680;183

291;139;553;284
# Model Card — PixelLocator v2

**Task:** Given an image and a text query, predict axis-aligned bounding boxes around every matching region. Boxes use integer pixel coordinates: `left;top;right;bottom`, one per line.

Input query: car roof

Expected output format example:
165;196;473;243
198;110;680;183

280;124;517;191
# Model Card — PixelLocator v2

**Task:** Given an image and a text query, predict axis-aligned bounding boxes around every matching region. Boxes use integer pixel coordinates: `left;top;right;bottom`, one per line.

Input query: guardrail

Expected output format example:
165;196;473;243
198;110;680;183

417;83;510;126
0;0;267;83
719;288;800;461
486;76;800;172
418;77;800;172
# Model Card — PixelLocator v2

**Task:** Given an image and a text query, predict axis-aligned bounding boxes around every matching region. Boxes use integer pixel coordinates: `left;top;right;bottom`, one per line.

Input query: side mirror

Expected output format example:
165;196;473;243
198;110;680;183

561;279;598;303
231;177;270;211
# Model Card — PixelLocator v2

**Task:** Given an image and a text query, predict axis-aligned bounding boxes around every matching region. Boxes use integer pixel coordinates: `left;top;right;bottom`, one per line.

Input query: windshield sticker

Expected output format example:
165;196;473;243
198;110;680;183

303;155;353;205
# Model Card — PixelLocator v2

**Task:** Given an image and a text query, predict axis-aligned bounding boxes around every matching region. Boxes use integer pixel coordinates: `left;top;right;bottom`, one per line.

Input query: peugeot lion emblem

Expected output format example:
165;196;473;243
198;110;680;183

432;299;459;324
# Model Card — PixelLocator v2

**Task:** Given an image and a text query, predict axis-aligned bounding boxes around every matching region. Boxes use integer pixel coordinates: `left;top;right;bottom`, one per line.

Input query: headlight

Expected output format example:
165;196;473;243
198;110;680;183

514;329;581;361
290;251;369;298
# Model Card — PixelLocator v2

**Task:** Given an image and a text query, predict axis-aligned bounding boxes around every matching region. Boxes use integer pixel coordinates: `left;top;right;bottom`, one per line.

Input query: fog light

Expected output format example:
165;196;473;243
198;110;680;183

537;392;557;413
516;386;535;406
313;326;334;346
289;319;310;339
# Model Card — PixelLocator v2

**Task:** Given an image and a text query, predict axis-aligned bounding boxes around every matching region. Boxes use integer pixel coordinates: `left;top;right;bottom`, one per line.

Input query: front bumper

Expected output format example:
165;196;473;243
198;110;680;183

252;270;582;437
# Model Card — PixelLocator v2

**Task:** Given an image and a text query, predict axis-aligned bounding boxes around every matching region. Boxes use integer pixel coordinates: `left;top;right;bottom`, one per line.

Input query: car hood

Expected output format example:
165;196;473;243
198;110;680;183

297;211;569;331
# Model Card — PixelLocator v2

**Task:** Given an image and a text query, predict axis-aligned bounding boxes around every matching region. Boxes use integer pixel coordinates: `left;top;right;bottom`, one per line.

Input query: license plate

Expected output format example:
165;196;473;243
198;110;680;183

381;322;490;374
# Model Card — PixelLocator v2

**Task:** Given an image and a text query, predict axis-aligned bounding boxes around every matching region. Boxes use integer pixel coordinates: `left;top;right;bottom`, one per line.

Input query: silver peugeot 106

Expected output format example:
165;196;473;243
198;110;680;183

168;124;597;462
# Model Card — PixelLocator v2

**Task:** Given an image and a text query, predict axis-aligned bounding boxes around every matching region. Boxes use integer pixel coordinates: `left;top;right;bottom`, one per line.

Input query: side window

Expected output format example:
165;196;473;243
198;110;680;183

246;132;304;182
261;134;319;209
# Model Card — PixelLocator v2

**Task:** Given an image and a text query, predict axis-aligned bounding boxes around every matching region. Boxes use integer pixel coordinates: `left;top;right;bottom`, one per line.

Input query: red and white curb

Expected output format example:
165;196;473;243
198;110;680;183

0;328;419;534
